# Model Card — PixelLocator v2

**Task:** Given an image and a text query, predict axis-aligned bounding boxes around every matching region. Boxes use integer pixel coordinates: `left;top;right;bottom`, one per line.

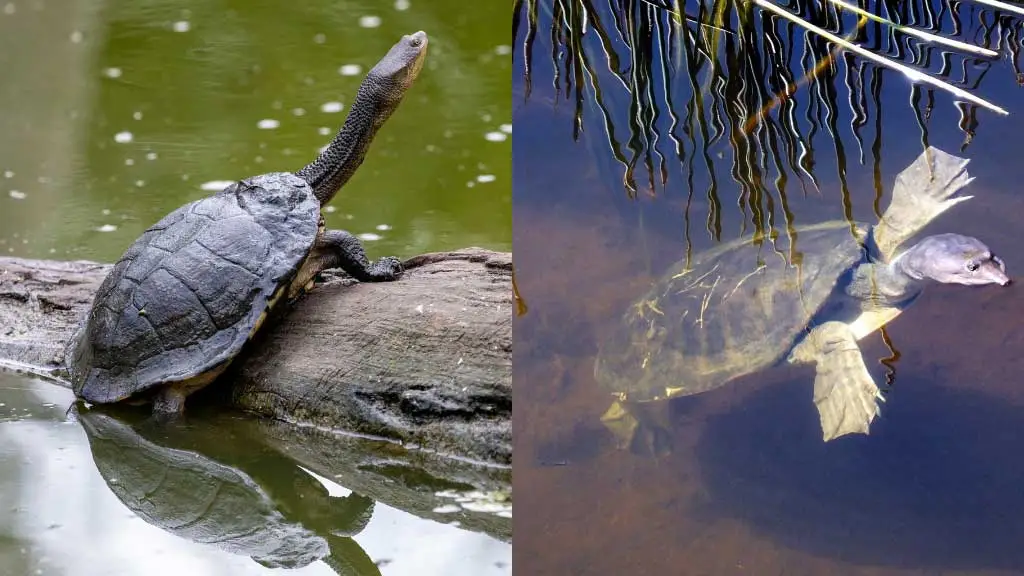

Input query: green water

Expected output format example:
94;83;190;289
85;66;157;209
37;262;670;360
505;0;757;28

0;0;510;573
0;0;511;262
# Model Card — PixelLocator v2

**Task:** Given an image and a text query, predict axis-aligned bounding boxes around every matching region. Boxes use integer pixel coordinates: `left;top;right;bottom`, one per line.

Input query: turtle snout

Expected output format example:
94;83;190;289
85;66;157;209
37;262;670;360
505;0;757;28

981;258;1011;286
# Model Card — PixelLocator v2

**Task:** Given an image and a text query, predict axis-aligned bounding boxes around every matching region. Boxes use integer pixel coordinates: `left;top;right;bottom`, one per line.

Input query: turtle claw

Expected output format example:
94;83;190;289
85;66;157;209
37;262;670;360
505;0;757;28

368;256;404;281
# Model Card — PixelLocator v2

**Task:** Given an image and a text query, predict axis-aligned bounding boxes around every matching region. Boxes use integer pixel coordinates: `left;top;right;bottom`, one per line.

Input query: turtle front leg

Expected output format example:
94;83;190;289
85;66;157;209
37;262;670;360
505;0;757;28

289;229;404;298
788;321;885;441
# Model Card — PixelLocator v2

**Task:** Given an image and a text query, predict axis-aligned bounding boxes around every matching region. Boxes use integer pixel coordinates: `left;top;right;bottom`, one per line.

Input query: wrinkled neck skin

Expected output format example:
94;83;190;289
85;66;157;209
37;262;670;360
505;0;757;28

847;243;928;307
297;84;396;205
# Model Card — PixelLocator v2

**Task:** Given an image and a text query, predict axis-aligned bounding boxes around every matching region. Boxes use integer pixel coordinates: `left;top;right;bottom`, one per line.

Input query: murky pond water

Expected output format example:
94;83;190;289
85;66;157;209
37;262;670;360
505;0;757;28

0;0;510;573
514;1;1024;574
0;376;510;575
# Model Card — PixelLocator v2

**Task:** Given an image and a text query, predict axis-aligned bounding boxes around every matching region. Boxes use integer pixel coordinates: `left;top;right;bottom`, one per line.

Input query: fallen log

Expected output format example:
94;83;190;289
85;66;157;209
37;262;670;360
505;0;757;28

0;248;512;466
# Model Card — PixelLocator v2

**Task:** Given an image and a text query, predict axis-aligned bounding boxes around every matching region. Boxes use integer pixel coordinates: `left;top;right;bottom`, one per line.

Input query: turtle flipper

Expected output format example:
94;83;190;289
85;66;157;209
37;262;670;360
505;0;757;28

600;400;674;455
871;146;973;261
789;322;884;441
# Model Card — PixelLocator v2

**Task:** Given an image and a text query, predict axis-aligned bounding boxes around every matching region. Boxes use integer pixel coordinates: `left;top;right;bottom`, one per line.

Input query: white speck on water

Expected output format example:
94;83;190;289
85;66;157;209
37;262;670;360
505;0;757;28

8;190;25;200
181;174;190;181
432;505;461;514
466;181;475;188
500;123;512;134
97;224;117;232
291;108;306;116
443;129;454;139
200;180;234;191
313;33;326;44
425;144;437;153
457;357;464;365
124;158;134;166
3;3;14;15
3;170;12;178
318;127;331;136
135;180;145;187
395;0;410;10
415;304;424;314
103;67;122;78
133;111;143;120
271;100;283;110
101;209;110;215
375;224;391;231
495;45;512;56
146;152;158;160
476;174;496;183
481;113;492;122
254;155;264;163
257;118;280;130
357;233;381;241
69;30;82;43
320;101;343;113
324;205;336;213
338;64;362;76
484;131;507;142
114;131;133;143
318;145;329;155
172;20;190;32
358;15;382;28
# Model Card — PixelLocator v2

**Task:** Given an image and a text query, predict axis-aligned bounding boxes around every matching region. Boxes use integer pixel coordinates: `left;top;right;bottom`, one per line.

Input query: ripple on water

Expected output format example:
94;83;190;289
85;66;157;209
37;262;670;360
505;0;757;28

358;15;382;28
357;233;382;241
256;119;280;130
97;224;117;232
338;64;362;76
395;0;410;10
114;131;133;143
172;20;190;33
8;190;25;199
484;131;507;142
200;180;234;192
320;101;343;113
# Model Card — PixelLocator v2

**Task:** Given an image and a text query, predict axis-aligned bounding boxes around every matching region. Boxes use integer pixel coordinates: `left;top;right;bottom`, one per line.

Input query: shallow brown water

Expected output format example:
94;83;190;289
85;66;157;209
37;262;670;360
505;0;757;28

512;1;1024;573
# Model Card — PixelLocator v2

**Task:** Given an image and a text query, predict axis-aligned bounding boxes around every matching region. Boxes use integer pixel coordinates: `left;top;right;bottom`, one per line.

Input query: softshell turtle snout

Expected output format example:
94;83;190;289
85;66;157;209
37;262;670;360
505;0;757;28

981;257;1011;286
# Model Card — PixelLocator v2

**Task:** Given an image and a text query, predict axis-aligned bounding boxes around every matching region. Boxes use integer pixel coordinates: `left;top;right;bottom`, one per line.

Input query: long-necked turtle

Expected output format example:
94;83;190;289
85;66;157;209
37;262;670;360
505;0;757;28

65;31;429;416
594;147;1010;452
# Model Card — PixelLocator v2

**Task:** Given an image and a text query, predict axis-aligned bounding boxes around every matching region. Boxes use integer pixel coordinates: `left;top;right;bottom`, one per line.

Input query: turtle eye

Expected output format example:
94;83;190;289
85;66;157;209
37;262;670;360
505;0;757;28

966;262;979;272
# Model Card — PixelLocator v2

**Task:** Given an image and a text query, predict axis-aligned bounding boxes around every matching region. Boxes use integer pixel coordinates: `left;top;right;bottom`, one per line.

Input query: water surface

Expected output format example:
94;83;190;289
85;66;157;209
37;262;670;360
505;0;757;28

513;1;1024;574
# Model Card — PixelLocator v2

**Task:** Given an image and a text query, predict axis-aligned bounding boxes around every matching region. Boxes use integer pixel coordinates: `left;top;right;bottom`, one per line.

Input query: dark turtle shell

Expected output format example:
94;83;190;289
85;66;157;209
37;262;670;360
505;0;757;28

594;221;871;403
66;172;320;403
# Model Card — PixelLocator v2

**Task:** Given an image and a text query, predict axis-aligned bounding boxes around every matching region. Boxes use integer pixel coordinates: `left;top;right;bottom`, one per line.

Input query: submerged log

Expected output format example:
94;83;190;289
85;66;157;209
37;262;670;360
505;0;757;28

0;248;512;466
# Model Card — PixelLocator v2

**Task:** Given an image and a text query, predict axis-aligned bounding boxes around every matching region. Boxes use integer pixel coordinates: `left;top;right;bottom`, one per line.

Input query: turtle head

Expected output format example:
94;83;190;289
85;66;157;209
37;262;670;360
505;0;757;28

365;31;429;106
897;233;1010;286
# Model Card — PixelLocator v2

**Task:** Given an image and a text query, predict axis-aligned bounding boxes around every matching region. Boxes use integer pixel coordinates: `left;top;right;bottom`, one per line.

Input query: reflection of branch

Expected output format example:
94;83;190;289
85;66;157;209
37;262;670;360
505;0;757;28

750;0;1008;115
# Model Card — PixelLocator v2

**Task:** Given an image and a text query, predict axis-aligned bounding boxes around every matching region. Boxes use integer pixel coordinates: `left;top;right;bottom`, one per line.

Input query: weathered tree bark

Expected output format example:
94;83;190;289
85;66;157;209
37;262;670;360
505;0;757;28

0;248;512;466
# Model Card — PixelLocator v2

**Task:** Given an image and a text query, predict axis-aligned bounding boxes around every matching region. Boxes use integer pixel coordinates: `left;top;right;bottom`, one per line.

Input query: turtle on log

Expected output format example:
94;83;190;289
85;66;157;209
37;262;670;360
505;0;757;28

594;147;1010;453
65;31;429;416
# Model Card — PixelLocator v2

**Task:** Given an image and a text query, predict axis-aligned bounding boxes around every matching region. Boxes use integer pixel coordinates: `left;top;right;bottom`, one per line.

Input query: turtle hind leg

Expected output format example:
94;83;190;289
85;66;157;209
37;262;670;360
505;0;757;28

601;399;674;456
871;147;973;261
151;386;188;421
788;321;885;441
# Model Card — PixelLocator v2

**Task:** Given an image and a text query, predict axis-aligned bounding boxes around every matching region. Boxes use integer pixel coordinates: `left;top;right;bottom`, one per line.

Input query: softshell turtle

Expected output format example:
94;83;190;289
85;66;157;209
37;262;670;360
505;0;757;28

65;31;429;416
594;147;1010;451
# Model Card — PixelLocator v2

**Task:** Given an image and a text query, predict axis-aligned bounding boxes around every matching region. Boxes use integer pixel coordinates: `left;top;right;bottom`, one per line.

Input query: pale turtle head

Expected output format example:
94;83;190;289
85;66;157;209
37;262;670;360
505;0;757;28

899;233;1010;286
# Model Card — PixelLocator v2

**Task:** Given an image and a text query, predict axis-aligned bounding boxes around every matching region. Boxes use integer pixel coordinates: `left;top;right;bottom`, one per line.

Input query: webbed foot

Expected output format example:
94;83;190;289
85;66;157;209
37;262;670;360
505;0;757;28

789;321;885;441
872;146;973;260
601;399;674;456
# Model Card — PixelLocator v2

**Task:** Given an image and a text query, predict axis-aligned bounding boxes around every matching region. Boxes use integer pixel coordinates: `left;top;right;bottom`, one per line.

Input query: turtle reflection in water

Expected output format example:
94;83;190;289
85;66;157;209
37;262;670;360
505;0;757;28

76;407;381;575
595;147;1011;453
64;31;429;417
